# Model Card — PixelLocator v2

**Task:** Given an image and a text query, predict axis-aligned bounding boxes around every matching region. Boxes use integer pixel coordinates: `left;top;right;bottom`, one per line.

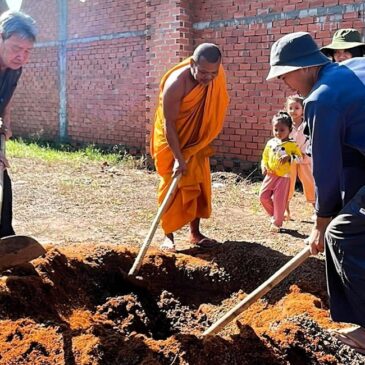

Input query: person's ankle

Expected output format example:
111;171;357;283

160;236;176;252
270;223;281;232
189;231;202;239
166;233;174;242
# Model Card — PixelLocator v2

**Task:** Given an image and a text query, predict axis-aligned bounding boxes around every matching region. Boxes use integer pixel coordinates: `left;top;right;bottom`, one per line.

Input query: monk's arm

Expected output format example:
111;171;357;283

162;80;187;176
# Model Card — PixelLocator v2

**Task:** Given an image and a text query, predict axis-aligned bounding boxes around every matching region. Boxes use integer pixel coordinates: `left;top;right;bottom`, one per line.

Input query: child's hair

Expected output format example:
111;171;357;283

285;94;304;109
272;111;293;131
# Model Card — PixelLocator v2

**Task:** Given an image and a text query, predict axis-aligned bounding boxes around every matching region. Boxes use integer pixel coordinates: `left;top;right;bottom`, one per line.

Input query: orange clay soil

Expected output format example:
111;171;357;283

0;243;364;365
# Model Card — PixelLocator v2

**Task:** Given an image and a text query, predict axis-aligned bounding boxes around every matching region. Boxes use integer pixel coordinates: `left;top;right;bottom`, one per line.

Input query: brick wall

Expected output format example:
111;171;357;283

192;0;365;170
7;0;365;170
145;0;194;151
11;0;59;139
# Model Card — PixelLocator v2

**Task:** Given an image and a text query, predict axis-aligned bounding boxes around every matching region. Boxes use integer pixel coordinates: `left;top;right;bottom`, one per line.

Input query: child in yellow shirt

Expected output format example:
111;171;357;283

285;94;315;221
259;111;302;232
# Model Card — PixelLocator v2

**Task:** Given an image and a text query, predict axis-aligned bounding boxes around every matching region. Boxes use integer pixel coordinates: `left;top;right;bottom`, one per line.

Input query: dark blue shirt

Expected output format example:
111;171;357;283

0;68;22;117
304;58;365;217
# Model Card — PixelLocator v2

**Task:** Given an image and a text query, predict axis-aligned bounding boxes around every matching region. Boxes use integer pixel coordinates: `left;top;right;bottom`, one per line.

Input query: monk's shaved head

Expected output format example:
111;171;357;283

192;43;221;63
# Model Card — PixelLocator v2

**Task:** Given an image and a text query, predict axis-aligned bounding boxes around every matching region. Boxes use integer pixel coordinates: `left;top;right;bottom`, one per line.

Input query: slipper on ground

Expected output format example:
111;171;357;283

192;238;218;249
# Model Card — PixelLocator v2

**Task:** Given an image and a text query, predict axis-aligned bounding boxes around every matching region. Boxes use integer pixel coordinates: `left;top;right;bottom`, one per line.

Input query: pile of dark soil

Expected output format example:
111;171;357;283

0;243;364;365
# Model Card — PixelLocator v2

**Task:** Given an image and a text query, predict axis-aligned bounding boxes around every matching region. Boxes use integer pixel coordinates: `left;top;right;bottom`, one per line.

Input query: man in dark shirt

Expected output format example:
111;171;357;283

267;32;365;353
0;10;37;237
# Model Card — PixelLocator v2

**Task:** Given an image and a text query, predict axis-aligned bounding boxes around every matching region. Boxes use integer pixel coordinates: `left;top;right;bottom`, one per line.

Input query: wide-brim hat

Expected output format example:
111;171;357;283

266;32;330;80
321;28;365;52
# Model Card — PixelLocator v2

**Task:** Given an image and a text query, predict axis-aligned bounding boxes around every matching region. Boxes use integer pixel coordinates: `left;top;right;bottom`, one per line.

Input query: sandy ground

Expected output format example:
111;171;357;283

0;156;363;364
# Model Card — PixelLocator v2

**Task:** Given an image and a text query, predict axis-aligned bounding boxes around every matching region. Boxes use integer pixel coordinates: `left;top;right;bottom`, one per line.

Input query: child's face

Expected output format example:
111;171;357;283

273;120;290;141
333;49;353;63
286;100;303;121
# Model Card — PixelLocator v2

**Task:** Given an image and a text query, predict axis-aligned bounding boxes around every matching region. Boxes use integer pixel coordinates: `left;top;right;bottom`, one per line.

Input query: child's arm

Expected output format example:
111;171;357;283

261;144;269;175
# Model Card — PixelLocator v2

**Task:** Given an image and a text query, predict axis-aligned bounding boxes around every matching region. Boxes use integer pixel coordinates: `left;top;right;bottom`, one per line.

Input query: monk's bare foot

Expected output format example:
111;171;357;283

333;326;365;354
189;233;218;248
160;236;176;253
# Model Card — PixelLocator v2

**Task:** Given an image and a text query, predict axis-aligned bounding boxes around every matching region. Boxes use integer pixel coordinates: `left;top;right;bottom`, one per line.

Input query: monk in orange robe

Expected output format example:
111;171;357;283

150;43;229;252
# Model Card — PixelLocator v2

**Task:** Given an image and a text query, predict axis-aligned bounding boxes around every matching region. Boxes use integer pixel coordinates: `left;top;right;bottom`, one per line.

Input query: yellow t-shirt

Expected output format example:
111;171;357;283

261;138;302;177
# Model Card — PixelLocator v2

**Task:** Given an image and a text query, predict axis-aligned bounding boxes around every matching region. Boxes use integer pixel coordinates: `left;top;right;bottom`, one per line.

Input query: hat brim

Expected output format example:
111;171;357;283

266;65;303;80
321;41;365;51
266;50;330;80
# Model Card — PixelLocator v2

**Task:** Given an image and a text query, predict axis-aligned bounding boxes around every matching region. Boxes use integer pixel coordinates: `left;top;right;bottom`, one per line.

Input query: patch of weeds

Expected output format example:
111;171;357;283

7;138;147;169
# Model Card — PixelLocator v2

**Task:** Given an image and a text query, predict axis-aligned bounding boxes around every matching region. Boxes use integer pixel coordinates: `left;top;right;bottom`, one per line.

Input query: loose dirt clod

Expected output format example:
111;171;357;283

0;244;364;365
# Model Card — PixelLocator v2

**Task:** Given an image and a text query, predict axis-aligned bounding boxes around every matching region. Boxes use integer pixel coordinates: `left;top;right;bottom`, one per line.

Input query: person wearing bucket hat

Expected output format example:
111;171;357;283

268;31;365;353
266;32;330;81
321;28;365;62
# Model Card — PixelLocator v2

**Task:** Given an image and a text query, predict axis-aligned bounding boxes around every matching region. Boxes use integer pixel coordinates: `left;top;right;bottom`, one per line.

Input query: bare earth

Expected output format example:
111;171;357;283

0;155;363;364
12;156;312;253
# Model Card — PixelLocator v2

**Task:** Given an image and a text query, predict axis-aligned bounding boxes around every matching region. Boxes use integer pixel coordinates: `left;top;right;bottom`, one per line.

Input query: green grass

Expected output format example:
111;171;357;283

6;138;146;168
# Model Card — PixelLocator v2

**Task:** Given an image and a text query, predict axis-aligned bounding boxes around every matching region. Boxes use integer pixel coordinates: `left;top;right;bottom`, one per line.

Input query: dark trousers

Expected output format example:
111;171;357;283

325;185;365;327
0;170;15;238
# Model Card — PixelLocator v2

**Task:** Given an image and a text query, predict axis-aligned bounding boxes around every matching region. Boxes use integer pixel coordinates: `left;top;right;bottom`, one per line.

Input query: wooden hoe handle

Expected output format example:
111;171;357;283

128;173;182;277
203;246;311;336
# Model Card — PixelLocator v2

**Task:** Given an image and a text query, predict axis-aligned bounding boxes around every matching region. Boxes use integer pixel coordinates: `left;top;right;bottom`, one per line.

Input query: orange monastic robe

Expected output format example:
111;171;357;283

150;58;229;234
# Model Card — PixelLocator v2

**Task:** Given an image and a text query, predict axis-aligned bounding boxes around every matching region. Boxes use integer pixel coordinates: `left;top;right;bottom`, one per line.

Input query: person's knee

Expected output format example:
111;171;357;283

259;192;269;204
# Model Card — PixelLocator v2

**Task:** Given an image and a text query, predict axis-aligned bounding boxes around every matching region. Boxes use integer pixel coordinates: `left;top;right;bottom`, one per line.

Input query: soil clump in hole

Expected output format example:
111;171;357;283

0;243;364;365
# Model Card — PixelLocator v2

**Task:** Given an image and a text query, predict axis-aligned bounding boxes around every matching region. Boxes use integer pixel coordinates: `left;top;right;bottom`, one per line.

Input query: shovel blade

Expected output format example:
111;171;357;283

0;235;46;271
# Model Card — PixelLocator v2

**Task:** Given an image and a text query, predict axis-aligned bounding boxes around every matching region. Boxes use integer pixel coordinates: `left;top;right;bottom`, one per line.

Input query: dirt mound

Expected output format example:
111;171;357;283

0;244;364;365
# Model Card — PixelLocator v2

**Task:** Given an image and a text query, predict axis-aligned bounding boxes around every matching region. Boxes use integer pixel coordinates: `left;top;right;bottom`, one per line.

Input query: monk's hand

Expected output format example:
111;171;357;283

307;216;332;255
173;158;187;177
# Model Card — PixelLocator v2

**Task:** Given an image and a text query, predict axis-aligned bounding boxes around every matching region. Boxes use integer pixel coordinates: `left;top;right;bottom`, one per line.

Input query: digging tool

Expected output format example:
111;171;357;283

0;235;46;270
0;133;45;271
128;173;182;277
203;246;311;336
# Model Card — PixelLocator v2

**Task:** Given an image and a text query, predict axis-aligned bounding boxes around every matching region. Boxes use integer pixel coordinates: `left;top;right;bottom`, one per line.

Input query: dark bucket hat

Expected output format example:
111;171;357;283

266;32;330;80
321;28;365;52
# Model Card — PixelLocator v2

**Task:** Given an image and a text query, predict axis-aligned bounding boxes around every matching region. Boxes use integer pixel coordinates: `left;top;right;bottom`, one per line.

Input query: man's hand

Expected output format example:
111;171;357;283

172;158;187;177
0;121;12;140
0;152;10;169
6;128;11;140
306;216;332;255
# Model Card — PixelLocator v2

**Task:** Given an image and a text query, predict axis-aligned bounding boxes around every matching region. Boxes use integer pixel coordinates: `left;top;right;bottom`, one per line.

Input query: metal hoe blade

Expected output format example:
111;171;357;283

0;235;46;271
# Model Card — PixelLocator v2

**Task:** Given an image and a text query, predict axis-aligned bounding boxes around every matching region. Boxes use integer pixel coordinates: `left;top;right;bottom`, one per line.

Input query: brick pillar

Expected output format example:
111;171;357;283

145;0;194;157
